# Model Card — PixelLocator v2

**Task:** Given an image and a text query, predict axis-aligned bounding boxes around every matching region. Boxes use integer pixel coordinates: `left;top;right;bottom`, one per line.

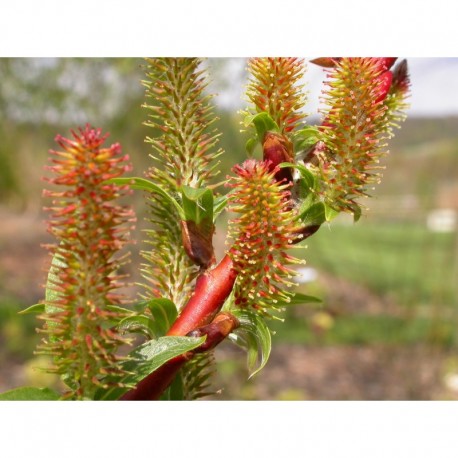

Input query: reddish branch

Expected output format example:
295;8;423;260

167;255;237;336
121;256;237;400
121;311;239;400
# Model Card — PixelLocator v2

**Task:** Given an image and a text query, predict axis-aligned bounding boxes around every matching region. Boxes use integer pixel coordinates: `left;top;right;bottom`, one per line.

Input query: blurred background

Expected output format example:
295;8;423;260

0;58;457;399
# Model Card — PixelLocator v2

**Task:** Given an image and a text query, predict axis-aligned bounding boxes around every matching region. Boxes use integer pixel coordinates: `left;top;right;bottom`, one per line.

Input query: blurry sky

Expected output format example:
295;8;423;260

210;58;458;118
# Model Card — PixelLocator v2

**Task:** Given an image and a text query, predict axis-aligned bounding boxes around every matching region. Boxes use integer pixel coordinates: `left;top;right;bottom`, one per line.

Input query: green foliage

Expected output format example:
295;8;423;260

283;292;322;306
294;126;320;151
110;177;184;217
306;221;456;307
110;177;226;224
0;386;60;401
229;309;272;378
118;298;178;339
181;186;214;229
96;335;205;400
243;112;280;154
18;303;45;315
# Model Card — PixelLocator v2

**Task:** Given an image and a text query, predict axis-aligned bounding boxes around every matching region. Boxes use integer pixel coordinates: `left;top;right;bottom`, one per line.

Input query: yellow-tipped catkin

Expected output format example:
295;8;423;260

316;57;410;215
37;125;135;399
245;57;308;134
226;160;304;316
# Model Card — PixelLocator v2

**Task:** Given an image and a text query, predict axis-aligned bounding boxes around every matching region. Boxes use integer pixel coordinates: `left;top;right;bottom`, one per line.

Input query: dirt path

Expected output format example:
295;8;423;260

212;343;457;400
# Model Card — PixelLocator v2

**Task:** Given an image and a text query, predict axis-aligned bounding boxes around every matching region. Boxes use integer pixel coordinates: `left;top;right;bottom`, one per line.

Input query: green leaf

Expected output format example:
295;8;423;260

18;303;45;315
118;315;155;338
0;386;60;401
285;291;322;306
213;195;228;221
118;298;178;339
108;177;184;218
106;300;149;314
299;201;327;226
229;309;272;378
97;335;205;400
295;164;317;192
147;298;178;337
245;137;258;156
244;112;280;139
351;203;362;222
295;126;320;150
181;185;214;231
324;204;339;222
299;201;340;226
280;162;317;202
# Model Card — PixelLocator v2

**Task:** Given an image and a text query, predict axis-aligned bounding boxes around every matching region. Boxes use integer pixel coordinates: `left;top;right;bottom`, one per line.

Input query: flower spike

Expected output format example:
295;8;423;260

226;159;304;317
245;57;307;135
315;57;409;216
37;124;135;399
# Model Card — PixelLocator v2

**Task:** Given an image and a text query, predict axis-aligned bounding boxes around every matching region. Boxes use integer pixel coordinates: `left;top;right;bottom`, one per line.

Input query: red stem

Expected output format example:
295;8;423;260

121;354;187;401
121;312;239;400
120;256;237;400
167;254;237;336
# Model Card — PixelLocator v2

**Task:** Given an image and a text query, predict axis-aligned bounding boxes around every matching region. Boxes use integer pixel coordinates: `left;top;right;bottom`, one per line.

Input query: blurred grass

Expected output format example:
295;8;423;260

304;220;456;307
271;313;456;347
267;219;457;348
0;298;38;362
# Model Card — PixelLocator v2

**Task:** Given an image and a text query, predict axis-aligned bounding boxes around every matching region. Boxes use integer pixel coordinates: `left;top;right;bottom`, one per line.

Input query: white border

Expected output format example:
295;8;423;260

1;401;458;457
0;0;456;57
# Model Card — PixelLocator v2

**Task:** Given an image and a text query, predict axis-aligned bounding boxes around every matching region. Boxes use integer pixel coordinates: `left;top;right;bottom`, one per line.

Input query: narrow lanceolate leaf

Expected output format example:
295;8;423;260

316;57;409;217
280;291;322;306
18;303;45;315
146;298;178;337
213;195;228;220
226;160;305;318
118;298;178;339
0;386;60;401
37;125;135;400
229;309;272;378
108;177;184;218
96;335;205;400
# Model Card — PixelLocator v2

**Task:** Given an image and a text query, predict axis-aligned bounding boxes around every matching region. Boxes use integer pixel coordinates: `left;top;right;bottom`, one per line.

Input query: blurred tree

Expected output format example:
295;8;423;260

0;58;144;205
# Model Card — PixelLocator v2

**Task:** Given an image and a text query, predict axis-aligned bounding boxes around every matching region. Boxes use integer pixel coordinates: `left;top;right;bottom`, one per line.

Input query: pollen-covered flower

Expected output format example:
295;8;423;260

37;124;135;399
226;160;304;316
245;57;307;134
316;57;405;215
